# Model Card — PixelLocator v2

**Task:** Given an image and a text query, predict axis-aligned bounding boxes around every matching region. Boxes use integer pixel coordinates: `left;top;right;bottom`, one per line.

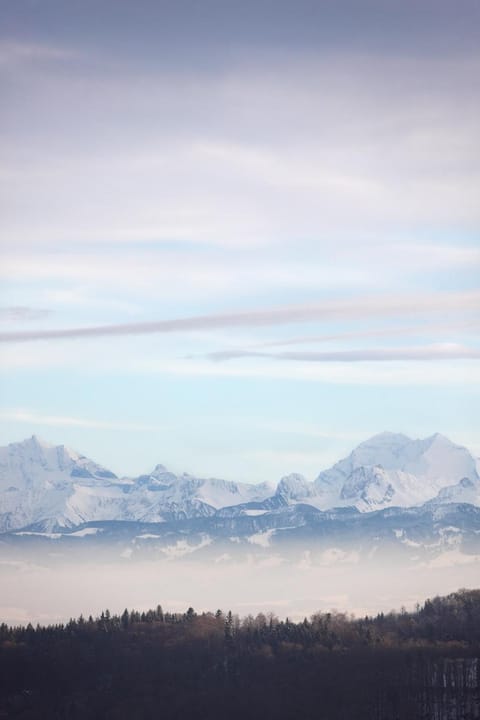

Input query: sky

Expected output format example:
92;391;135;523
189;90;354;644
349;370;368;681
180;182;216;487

0;0;479;483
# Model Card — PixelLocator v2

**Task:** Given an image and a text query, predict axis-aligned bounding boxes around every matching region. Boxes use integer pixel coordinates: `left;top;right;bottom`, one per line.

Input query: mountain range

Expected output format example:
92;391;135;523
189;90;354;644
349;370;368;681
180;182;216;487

1;432;479;562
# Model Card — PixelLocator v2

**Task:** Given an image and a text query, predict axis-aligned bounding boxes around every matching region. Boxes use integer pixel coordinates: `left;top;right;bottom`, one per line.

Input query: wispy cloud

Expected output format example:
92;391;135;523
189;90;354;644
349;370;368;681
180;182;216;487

255;320;480;348
1;341;479;387
2;49;480;252
0;291;477;343
0;306;51;323
0;409;166;432
2;242;478;295
206;344;480;363
0;249;375;296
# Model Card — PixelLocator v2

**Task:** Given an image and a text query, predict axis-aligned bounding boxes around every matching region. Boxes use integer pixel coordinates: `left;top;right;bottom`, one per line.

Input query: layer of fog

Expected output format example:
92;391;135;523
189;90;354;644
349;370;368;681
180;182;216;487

1;555;479;626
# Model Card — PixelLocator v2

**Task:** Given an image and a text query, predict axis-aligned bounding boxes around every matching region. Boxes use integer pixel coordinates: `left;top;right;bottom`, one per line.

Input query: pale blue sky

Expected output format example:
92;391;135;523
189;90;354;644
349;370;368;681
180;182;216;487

0;0;479;481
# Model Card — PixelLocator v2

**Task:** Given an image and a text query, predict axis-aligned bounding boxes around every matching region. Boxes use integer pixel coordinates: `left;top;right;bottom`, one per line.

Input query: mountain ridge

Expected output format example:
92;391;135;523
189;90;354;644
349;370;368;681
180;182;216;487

0;432;479;533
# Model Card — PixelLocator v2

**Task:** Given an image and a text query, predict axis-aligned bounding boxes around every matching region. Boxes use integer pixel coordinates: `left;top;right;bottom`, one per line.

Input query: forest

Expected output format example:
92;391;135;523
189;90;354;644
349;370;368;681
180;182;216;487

0;589;479;719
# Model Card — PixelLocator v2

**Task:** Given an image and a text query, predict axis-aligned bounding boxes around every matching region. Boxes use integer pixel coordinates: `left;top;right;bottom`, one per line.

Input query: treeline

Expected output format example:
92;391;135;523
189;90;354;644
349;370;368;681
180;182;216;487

1;589;479;719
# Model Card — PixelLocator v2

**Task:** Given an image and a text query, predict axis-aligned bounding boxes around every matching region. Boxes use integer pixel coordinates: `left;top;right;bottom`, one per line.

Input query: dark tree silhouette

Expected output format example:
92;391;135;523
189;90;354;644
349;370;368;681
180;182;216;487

0;589;479;719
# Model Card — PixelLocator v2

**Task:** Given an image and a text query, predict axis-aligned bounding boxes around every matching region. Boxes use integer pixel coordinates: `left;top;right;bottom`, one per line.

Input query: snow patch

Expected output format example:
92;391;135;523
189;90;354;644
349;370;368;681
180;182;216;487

68;527;103;537
162;535;212;558
14;531;62;539
247;529;275;548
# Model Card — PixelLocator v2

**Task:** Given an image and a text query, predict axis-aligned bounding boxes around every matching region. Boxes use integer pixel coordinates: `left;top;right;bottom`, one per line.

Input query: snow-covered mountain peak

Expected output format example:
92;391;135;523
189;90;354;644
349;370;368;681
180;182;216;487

313;431;479;512
152;463;168;474
147;464;177;485
348;432;414;469
428;474;480;507
276;473;314;501
8;435;86;465
29;435;53;449
405;434;478;485
339;465;395;509
425;431;452;445
0;437;117;494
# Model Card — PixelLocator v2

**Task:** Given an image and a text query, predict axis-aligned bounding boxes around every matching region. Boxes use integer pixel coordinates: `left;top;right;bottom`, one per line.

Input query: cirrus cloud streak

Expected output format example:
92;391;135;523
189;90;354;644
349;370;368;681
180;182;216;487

0;291;478;344
206;344;480;363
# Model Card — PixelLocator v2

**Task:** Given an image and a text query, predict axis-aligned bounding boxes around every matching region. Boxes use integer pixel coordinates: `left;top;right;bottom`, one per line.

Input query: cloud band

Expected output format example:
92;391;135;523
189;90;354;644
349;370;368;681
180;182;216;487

0;291;478;344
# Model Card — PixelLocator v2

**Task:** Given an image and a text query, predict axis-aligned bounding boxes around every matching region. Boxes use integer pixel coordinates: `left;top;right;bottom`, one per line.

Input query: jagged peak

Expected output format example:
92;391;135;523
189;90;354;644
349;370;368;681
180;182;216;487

1;436;119;482
277;472;309;486
152;463;169;474
21;435;53;450
276;473;313;499
424;432;456;447
11;436;79;459
31;434;49;445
